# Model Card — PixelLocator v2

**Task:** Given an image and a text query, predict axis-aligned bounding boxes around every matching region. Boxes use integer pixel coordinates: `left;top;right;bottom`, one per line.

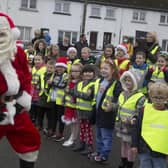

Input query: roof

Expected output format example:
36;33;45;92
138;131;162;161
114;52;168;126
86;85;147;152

71;0;168;12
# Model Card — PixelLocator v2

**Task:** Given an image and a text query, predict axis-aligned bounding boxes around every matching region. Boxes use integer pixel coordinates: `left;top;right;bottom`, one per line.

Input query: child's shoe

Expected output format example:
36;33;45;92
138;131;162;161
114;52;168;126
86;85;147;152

54;134;64;142
94;155;107;163
62;140;74;147
72;142;85;152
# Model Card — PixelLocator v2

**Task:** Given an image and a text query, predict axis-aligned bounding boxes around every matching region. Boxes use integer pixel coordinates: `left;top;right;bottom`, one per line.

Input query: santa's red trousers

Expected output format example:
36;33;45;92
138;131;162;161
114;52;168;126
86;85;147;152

0;111;40;153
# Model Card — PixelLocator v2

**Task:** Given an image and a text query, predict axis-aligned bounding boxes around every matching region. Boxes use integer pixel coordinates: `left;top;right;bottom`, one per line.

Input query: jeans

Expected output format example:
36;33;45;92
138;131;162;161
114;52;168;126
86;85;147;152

96;126;113;159
139;153;167;168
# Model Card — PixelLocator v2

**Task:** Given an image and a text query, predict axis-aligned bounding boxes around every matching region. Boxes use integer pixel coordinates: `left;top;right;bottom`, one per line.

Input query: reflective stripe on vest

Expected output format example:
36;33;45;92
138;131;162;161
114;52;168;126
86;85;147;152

150;46;159;55
32;66;46;85
151;66;165;83
118;92;144;120
65;95;76;108
115;59;130;70
76;81;95;111
142;103;168;154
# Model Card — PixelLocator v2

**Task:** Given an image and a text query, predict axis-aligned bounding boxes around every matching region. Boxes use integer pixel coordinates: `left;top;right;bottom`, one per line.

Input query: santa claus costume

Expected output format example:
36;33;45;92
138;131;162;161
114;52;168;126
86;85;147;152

0;13;40;168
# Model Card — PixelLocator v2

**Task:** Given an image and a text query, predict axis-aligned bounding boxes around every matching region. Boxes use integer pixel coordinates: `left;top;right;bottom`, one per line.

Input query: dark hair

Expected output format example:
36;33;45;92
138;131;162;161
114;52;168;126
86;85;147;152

47;60;55;66
35;52;46;61
136;51;146;59
104;43;115;57
82;64;96;74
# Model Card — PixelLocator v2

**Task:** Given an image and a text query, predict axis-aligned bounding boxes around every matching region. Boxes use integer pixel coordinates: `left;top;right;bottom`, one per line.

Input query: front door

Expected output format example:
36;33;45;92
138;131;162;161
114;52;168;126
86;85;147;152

89;32;98;50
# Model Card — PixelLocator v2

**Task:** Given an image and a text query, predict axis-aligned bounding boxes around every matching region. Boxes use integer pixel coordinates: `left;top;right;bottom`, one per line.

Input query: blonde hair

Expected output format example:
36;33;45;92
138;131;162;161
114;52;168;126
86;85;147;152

81;47;91;53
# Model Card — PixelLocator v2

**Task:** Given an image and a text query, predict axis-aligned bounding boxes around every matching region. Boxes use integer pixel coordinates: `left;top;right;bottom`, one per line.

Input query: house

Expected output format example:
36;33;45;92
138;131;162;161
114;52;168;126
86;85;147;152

1;0;168;51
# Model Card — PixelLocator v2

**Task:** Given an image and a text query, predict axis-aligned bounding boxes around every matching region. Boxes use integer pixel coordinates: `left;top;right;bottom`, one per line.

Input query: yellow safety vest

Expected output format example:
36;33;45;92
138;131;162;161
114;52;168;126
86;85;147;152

118;92;144;121
31;66;46;85
115;59;130;70
39;73;55;96
65;94;76;109
47;73;68;105
146;45;159;64
67;59;80;74
76;81;95;111
151;66;165;83
94;78;116;110
142;103;168;154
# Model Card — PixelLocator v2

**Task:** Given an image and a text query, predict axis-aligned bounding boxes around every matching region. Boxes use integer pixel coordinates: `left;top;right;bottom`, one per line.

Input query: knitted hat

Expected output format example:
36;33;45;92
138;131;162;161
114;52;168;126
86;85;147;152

67;47;77;56
0;12;20;40
55;57;68;68
120;69;144;91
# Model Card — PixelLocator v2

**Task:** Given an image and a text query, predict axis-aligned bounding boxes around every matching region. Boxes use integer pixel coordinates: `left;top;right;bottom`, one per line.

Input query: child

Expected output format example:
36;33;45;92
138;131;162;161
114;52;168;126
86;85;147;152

115;44;130;76
66;47;80;73
38;60;55;136
116;69;146;168
144;51;168;85
80;47;96;65
131;82;168;168
47;44;60;61
34;39;48;57
62;63;83;147
96;44;115;68
47;57;68;141
30;53;46;126
72;64;96;155
89;59;122;163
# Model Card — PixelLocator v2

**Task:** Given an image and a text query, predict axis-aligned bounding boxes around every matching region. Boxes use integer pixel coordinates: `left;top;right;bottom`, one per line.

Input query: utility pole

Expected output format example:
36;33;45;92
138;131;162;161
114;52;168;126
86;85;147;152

81;0;88;34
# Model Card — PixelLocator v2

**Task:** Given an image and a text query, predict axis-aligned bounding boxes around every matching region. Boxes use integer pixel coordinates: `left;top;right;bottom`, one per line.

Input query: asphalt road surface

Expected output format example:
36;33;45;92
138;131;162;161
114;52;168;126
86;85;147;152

0;127;135;168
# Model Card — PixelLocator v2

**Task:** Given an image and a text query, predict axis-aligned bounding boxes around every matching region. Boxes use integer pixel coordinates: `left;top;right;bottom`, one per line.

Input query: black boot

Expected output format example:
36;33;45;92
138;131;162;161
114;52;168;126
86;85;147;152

126;161;134;168
80;144;93;155
20;159;35;168
72;141;85;152
118;158;127;168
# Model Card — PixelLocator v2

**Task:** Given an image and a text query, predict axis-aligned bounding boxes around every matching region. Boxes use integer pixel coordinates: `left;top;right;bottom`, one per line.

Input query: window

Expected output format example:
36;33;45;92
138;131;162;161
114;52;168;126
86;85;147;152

55;1;70;14
91;6;101;17
160;13;168;24
132;11;146;22
58;31;78;45
17;26;32;41
106;7;115;19
162;40;168;51
21;0;37;9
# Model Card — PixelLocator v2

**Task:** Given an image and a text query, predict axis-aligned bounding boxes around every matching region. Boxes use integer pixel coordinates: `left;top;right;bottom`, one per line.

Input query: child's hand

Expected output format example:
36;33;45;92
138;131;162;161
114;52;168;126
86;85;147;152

65;86;70;93
130;118;136;125
47;80;52;84
87;89;92;96
131;147;138;155
104;102;113;112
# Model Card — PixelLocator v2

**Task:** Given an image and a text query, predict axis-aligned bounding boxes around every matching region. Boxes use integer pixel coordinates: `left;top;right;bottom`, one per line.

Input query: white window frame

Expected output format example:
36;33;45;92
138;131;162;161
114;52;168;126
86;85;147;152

132;10;146;22
90;5;101;17
21;0;37;9
58;30;78;45
162;40;168;51
160;13;168;24
55;1;70;14
105;7;116;19
17;26;32;42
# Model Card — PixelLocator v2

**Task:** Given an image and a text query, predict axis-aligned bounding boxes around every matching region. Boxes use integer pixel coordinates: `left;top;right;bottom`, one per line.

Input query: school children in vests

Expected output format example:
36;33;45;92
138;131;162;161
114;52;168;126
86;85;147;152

144;51;168;86
72;65;96;155
115;44;130;76
47;57;68;141
131;82;168;168
62;63;83;147
89;59;122;163
116;69;146;168
129;51;149;95
30;53;46;126
66;47;80;73
96;44;115;68
38;60;56;136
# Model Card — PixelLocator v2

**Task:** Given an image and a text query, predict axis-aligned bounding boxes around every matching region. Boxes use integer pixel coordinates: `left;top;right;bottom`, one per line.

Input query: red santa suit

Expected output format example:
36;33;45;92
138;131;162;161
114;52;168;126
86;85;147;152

0;13;40;165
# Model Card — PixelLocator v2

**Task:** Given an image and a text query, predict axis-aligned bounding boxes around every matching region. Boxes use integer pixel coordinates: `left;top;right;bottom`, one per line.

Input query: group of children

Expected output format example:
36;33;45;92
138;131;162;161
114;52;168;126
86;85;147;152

28;42;168;168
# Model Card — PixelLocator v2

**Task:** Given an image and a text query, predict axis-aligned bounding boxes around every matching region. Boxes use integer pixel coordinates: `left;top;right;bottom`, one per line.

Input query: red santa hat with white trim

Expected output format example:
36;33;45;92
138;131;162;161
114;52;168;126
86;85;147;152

55;56;68;69
0;12;20;40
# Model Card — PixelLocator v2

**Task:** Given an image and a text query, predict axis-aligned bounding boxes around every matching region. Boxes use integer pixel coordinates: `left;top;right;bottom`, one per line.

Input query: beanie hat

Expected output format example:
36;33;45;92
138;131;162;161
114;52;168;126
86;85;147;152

120;69;144;91
0;12;20;40
55;56;68;69
67;47;77;56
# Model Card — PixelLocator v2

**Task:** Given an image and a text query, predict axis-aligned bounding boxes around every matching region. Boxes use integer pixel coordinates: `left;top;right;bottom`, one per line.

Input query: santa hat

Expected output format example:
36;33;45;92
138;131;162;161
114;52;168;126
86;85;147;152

116;44;128;55
120;69;144;91
55;57;68;69
0;12;20;40
16;40;24;48
67;47;77;56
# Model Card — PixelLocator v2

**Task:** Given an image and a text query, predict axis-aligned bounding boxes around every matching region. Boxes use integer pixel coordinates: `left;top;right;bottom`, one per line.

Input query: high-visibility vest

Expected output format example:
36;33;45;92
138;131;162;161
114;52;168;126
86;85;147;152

76;81;95;111
94;78;116;110
39;73;55;96
65;94;76;109
146;45;159;64
31;66;46;85
47;73;68;105
151;66;165;83
67;59;80;74
118;92;144;121
142;103;168;154
115;59;130;70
